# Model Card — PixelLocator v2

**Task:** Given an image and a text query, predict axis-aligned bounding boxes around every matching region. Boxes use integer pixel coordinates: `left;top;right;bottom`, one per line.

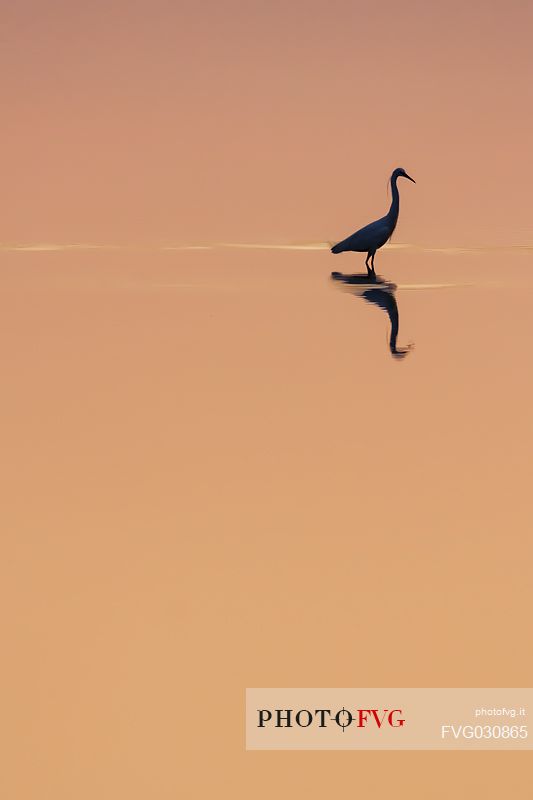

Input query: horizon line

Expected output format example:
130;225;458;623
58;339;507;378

1;241;533;254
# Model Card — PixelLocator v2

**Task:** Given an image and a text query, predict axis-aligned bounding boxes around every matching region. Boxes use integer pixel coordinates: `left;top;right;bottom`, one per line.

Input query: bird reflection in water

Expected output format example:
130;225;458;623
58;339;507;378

331;271;414;359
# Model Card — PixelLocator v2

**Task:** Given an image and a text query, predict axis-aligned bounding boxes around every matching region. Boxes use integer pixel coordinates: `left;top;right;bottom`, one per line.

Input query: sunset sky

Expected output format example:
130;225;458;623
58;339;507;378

2;0;533;246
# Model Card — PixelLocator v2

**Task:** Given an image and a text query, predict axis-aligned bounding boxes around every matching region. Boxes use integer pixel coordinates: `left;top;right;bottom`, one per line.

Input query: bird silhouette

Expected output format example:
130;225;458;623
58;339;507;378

330;271;414;359
331;167;415;276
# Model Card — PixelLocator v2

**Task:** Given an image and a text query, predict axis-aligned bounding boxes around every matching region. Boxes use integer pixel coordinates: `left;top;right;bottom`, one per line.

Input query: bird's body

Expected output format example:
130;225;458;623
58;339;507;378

331;167;415;275
332;214;394;254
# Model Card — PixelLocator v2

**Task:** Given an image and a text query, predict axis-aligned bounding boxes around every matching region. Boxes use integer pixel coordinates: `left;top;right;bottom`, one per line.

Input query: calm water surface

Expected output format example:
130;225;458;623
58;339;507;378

1;246;531;793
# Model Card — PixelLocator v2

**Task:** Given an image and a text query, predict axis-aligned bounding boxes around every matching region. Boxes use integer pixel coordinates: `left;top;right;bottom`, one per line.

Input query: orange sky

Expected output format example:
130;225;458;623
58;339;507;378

2;0;533;247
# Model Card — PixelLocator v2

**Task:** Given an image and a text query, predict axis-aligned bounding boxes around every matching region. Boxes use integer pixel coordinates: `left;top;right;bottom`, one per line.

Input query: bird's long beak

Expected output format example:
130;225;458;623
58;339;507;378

405;173;416;183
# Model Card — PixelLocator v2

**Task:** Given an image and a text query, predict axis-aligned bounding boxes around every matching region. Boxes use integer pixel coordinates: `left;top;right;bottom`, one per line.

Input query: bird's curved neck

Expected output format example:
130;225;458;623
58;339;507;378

388;176;400;223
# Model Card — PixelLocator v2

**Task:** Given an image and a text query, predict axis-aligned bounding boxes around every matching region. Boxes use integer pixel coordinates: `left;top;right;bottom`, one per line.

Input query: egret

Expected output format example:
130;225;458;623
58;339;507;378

331;167;415;276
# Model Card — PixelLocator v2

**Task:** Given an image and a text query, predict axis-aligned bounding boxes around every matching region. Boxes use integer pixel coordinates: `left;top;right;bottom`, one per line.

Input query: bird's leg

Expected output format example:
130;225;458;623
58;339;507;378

371;251;376;273
365;252;373;277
